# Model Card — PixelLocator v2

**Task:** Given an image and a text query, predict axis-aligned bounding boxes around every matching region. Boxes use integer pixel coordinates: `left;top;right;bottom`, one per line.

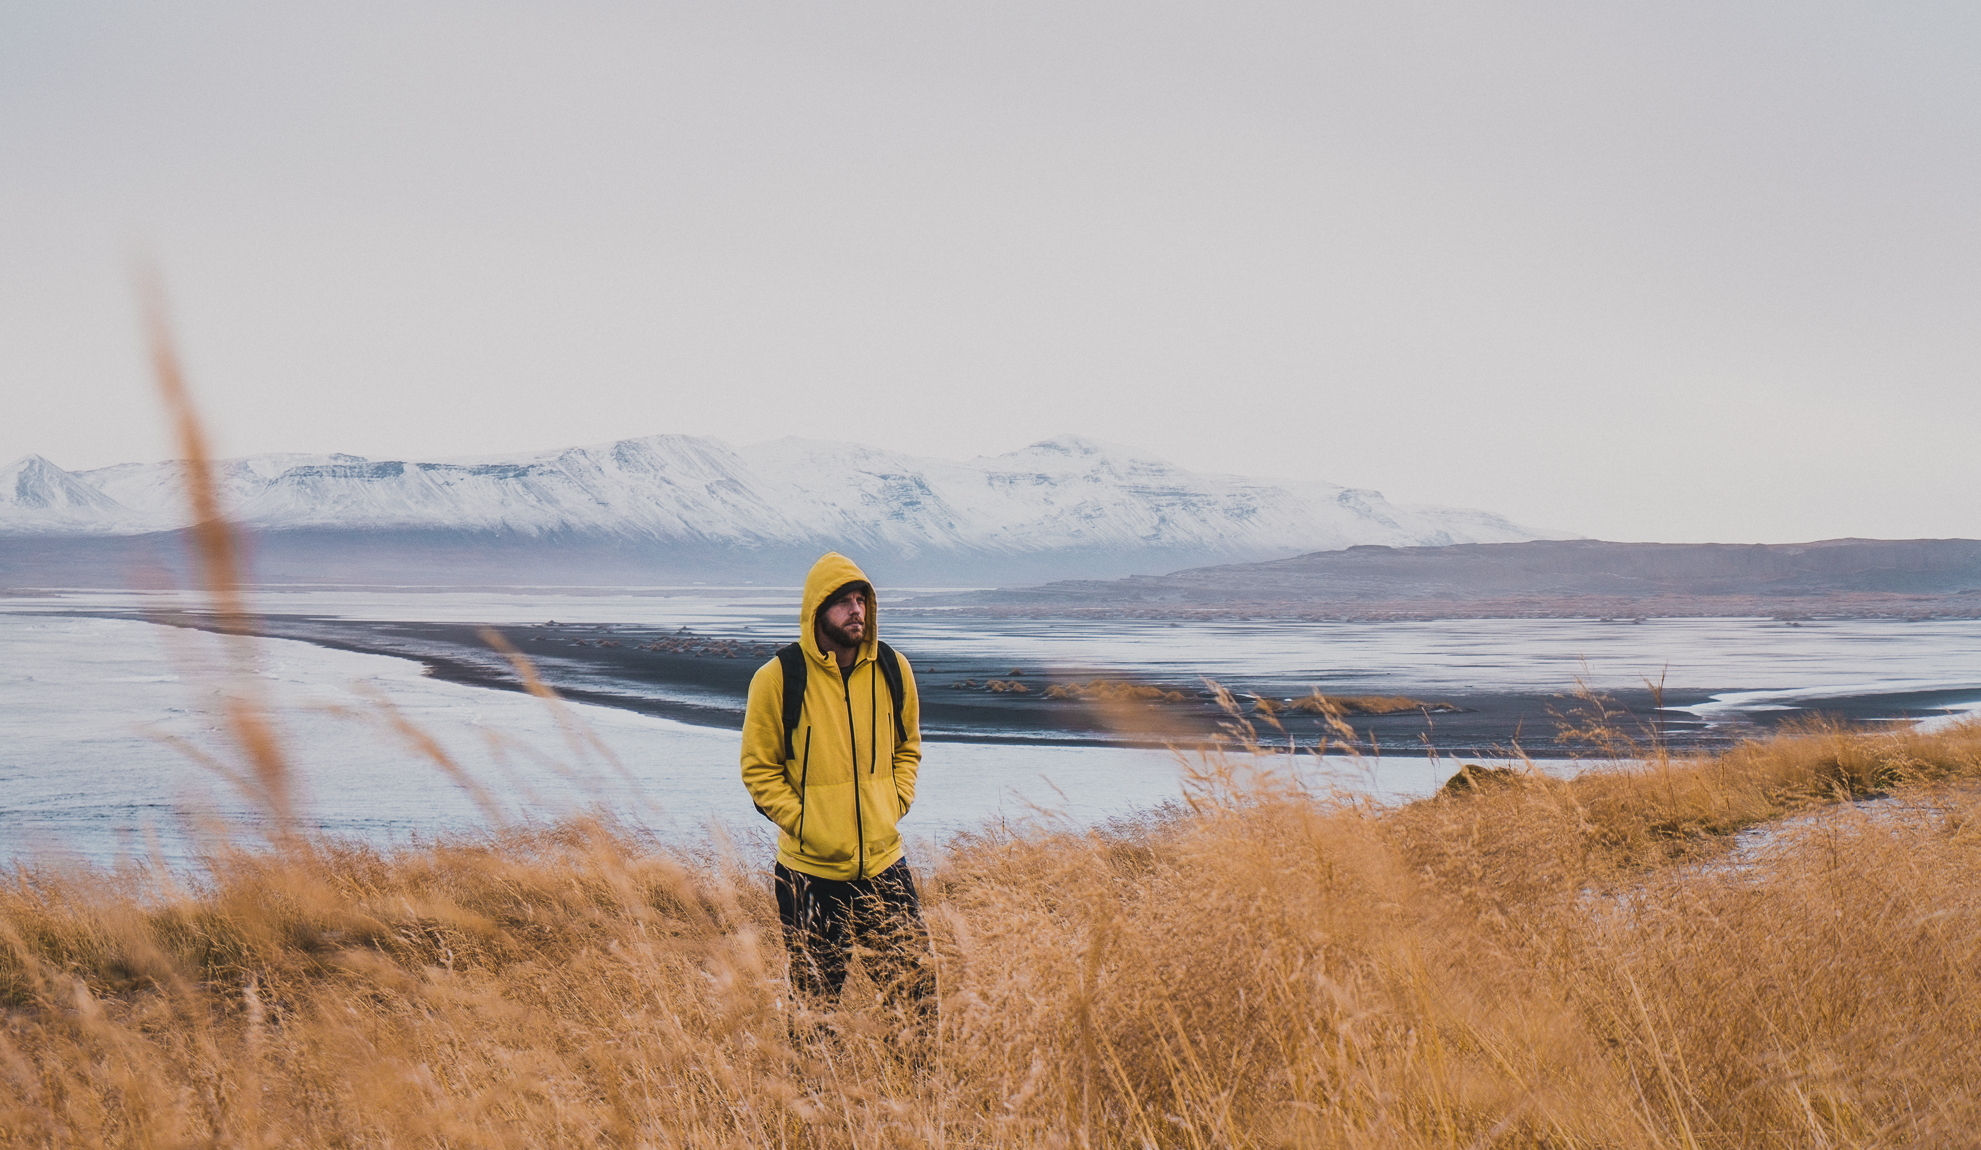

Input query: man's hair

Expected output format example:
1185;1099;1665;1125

816;581;871;621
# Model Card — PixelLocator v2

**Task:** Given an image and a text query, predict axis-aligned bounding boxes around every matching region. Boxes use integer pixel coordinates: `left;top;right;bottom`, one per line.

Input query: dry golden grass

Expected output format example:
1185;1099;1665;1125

4;715;1979;1148
23;282;1970;1146
1044;679;1190;704
1285;692;1458;717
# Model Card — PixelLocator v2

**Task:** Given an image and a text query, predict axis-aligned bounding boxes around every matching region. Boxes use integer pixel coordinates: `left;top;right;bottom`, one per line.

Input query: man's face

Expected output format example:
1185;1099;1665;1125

818;588;868;650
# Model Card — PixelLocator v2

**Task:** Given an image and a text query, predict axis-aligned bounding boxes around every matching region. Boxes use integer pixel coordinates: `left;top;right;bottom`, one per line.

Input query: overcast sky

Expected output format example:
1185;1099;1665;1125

3;1;1977;543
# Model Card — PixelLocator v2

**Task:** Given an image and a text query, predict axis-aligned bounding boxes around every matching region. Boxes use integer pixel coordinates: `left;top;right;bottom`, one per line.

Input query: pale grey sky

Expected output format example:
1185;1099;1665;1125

3;1;1977;543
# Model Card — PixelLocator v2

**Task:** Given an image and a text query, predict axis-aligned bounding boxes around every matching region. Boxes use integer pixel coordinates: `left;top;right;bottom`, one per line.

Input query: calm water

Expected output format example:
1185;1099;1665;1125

4;587;1977;867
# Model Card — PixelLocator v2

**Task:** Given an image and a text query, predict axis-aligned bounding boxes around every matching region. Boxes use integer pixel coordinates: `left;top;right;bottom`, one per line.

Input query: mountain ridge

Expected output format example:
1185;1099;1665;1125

1;432;1572;586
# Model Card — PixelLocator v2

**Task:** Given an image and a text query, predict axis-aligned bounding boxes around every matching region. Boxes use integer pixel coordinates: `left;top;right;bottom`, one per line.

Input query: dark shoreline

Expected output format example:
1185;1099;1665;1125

43;608;1981;760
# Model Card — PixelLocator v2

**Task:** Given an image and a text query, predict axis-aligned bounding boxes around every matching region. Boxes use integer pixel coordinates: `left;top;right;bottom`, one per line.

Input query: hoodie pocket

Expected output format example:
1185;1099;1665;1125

860;775;903;859
797;780;857;864
791;727;812;847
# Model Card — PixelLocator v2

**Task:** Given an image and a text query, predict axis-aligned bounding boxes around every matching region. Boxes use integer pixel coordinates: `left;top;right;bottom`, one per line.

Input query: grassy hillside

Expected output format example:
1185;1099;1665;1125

4;715;1978;1148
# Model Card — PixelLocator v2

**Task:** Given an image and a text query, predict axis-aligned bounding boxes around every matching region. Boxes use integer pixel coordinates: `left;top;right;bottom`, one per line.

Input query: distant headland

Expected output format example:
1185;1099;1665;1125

907;538;1981;621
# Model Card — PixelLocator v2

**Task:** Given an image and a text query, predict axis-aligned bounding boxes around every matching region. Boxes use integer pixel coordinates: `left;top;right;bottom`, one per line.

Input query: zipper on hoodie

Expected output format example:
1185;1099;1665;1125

841;660;864;878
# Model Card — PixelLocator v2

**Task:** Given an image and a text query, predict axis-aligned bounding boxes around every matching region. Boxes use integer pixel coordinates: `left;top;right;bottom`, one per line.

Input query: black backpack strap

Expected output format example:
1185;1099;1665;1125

875;640;908;744
775;643;807;761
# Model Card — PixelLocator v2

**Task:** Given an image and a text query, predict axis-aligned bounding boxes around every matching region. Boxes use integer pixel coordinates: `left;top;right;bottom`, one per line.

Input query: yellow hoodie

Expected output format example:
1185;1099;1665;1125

740;553;922;880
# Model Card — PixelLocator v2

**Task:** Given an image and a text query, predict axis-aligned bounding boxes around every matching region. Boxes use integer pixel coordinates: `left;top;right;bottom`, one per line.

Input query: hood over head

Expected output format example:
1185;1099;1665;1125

799;552;878;663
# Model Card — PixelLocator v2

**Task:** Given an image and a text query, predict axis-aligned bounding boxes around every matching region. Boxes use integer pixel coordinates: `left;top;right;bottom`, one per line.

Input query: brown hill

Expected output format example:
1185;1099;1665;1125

916;538;1981;619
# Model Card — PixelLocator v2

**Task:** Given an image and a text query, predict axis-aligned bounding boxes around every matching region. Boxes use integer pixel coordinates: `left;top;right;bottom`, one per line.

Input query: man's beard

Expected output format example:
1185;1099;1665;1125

821;617;864;650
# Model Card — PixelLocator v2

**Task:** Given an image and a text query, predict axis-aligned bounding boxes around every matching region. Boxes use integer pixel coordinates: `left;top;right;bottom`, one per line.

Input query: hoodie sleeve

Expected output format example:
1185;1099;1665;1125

891;654;922;815
740;659;803;836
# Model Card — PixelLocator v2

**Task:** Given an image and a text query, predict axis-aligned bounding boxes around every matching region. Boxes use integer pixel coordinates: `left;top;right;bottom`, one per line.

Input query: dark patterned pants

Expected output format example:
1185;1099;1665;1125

773;859;936;1023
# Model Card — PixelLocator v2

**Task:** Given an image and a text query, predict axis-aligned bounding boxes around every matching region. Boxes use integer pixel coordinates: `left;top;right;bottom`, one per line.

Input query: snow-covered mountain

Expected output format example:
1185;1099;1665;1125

2;434;1573;581
1;455;140;531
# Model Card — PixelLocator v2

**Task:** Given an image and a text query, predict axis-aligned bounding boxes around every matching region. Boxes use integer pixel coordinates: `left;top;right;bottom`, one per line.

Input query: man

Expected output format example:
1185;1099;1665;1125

740;552;934;1035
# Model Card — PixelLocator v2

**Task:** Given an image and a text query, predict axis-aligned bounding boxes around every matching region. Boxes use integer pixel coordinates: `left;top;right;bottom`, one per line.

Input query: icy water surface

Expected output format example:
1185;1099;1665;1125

3;587;1977;866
